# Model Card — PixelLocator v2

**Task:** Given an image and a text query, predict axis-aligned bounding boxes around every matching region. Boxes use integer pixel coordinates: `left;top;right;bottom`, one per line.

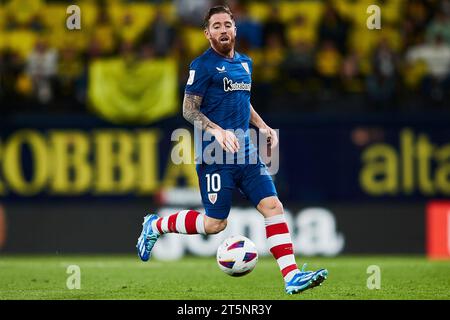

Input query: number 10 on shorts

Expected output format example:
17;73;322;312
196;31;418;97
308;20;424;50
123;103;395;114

206;173;221;192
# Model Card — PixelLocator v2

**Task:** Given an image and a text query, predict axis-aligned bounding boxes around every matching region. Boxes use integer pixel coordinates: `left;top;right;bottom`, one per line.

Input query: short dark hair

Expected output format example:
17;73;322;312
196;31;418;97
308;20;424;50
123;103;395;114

203;5;234;29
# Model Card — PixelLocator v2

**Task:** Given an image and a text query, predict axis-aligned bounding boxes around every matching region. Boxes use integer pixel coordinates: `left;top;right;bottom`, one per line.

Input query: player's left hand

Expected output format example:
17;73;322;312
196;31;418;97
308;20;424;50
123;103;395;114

261;126;278;149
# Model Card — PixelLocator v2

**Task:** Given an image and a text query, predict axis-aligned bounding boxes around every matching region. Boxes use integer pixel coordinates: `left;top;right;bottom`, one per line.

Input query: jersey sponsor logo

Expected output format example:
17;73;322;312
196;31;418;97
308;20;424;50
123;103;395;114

216;66;226;73
208;193;218;204
223;77;251;92
187;70;195;85
241;62;250;74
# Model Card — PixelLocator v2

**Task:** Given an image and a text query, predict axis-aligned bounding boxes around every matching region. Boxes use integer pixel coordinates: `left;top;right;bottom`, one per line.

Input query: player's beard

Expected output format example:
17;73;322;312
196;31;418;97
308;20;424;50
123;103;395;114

211;36;235;57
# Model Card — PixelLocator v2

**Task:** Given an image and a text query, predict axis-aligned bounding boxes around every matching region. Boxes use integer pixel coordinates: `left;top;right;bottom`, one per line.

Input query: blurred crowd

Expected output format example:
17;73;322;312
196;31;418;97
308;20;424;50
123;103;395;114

1;0;450;117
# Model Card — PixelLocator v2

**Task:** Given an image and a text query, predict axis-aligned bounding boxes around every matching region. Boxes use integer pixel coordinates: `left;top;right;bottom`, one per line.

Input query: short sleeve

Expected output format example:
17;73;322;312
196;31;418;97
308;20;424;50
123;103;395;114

184;59;211;97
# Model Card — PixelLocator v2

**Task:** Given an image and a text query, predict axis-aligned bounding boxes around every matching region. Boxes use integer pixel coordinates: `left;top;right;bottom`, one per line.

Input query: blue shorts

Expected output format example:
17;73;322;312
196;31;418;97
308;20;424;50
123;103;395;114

196;159;277;220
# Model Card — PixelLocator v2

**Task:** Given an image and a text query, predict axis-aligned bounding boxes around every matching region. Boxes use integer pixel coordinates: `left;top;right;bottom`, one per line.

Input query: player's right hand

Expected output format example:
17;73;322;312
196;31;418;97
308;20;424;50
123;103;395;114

211;128;240;153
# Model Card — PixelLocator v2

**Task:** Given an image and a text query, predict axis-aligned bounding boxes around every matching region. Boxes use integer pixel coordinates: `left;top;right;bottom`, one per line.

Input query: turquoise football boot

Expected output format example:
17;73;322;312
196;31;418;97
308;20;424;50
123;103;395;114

136;214;160;262
285;264;328;294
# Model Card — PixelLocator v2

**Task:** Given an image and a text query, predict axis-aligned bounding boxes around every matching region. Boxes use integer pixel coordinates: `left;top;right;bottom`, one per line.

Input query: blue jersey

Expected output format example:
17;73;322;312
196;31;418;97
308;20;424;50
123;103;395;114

186;48;277;219
185;47;256;164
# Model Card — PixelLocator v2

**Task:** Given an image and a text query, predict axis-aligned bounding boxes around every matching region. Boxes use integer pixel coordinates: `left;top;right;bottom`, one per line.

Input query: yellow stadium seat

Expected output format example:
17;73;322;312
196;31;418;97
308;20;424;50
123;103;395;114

278;2;301;22
182;27;209;57
49;28;89;52
126;3;156;29
248;48;263;66
348;29;379;57
349;25;402;59
15;73;33;95
248;2;271;23
108;2;155;44
287;24;318;46
353;0;379;28
90;24;116;55
334;0;405;26
374;27;402;52
296;1;324;26
4;30;38;60
332;0;376;26
0;6;4;30
260;46;285;82
403;60;427;89
41;4;67;29
76;1;98;29
109;3;155;29
379;0;405;24
159;2;176;24
108;3;127;29
316;47;342;76
332;0;355;20
0;32;7;51
40;2;98;52
6;0;43;25
359;57;372;76
279;1;324;25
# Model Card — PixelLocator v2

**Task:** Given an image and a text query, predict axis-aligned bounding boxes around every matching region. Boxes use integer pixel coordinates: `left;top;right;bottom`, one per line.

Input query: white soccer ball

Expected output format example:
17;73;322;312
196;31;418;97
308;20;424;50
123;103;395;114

216;235;258;277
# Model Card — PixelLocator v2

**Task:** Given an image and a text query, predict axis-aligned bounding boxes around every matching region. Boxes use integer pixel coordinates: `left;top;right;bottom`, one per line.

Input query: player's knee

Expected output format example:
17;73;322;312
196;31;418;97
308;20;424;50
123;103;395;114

259;197;284;215
205;219;227;234
269;198;284;211
271;199;284;214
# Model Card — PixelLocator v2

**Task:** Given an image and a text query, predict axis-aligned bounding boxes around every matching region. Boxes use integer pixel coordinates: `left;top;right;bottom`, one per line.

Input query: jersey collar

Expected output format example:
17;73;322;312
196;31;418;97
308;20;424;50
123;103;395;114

209;47;240;61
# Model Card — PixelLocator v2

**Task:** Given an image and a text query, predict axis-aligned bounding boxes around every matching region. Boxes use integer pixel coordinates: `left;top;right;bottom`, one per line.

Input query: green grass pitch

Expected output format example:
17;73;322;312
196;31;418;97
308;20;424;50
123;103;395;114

0;255;449;300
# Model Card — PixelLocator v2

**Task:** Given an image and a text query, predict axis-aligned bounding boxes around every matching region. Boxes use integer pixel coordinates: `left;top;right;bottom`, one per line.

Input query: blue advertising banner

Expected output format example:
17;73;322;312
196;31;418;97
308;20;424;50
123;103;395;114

273;114;450;202
0;113;449;202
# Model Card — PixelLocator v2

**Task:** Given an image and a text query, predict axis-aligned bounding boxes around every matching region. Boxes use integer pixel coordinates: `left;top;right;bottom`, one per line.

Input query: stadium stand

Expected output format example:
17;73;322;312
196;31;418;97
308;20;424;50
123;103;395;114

0;0;449;118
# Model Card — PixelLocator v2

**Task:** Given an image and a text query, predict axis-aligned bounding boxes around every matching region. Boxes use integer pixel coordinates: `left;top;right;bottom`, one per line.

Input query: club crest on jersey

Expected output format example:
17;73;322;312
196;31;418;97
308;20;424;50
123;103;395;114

223;77;251;92
241;62;250;74
208;193;218;204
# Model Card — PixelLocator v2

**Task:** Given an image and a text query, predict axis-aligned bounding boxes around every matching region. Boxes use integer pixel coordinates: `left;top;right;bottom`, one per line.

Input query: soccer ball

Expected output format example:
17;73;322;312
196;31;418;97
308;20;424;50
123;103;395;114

216;235;258;277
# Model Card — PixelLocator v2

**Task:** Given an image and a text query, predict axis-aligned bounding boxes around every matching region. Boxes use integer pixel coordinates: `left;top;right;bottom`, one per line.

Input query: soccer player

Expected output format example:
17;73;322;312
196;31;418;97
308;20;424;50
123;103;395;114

137;5;328;294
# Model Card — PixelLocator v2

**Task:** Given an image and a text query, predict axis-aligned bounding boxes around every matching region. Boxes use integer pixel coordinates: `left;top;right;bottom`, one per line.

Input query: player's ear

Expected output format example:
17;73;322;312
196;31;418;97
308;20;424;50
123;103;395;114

204;28;211;40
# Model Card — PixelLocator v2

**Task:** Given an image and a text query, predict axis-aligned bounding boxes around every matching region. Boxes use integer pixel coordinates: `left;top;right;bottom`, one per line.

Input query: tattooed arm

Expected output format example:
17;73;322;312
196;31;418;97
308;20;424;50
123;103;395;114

183;93;240;153
182;93;218;132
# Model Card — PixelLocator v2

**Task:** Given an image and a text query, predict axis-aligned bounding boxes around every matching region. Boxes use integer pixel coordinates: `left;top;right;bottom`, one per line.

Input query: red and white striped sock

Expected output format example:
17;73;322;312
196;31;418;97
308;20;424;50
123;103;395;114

151;210;206;235
265;214;300;282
